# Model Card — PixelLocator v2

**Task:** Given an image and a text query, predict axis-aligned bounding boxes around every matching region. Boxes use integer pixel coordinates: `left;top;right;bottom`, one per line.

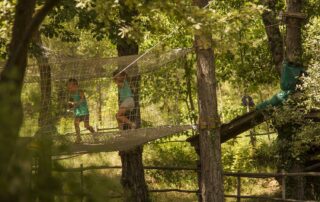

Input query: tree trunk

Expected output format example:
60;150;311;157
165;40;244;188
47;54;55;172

283;0;305;200
116;1;149;201
260;0;284;75
193;0;224;201
32;30;52;128
285;0;304;65
0;1;59;200
0;1;36;201
117;40;149;202
31;30;54;202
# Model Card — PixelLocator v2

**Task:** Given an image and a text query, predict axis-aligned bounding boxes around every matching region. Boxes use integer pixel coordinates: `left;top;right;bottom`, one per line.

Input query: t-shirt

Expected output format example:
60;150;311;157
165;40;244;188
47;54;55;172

119;80;133;103
70;90;89;117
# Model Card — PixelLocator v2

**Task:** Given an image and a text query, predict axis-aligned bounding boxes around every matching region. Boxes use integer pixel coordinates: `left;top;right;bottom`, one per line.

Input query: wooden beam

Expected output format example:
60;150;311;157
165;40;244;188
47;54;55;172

188;109;320;145
283;12;307;19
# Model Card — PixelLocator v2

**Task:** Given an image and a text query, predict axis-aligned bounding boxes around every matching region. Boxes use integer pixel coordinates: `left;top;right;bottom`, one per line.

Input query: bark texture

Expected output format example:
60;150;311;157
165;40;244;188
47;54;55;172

260;0;284;74
31;30;54;202
116;1;149;201
285;0;304;64
282;0;305;199
193;0;224;201
117;41;149;202
0;0;59;201
0;1;36;201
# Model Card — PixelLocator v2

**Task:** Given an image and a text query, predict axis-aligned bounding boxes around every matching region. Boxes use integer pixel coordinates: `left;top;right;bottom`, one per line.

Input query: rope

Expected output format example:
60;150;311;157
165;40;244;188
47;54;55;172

114;38;172;78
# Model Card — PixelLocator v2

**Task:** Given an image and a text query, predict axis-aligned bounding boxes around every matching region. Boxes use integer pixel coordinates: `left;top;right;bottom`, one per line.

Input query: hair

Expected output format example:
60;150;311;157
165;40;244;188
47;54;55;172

67;78;78;86
113;69;127;78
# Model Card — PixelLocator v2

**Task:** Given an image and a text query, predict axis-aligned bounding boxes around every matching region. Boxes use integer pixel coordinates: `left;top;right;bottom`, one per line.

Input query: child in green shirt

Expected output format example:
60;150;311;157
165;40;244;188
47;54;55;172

113;71;136;130
67;78;95;143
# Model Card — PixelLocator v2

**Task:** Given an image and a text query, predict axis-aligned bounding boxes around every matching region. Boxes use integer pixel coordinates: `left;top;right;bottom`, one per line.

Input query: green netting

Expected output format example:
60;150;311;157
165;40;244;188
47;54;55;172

280;62;305;91
256;62;305;110
256;90;291;110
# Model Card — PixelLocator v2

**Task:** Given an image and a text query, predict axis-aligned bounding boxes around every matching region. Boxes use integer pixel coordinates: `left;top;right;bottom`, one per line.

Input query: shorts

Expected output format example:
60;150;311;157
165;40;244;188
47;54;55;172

75;115;90;122
120;97;135;110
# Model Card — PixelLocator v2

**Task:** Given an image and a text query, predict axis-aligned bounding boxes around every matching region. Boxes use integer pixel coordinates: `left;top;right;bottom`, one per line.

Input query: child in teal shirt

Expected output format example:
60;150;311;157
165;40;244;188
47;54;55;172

67;78;95;143
113;71;136;130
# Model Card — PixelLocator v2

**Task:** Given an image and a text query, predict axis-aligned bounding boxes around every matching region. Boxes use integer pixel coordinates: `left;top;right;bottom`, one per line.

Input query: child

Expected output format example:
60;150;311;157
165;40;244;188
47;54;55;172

113;70;136;130
67;78;95;143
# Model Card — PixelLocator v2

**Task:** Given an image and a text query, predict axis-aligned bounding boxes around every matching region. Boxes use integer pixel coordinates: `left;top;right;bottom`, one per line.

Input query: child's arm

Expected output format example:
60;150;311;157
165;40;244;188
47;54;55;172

68;96;74;108
79;90;86;104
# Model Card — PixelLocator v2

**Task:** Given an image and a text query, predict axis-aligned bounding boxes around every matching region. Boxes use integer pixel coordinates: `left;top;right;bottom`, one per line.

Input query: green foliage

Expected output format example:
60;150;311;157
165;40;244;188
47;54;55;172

42;0;107;42
262;17;320;176
0;0;14;59
304;0;320;20
2;0;320;200
144;142;197;189
251;140;278;170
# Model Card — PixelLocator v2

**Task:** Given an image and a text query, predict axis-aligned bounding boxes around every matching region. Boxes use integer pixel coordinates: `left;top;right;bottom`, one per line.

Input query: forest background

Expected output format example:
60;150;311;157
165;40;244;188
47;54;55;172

0;0;320;201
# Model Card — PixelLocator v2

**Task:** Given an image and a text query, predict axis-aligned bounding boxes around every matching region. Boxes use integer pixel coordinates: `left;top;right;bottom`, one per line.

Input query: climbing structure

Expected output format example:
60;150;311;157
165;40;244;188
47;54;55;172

13;47;196;154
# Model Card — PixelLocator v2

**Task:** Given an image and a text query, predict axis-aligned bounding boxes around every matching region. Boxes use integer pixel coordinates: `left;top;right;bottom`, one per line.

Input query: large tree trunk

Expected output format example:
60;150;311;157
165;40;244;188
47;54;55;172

31;30;54;202
193;0;224;201
260;0;306;199
117;40;149;202
32;30;52;128
282;0;305;200
0;1;59;200
260;0;284;75
116;1;149;201
0;1;36;201
285;0;304;65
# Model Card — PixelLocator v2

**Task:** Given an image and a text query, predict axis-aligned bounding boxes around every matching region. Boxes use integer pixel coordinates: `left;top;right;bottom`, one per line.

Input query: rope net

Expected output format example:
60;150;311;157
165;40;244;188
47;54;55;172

9;47;195;151
22;48;193;83
53;125;194;155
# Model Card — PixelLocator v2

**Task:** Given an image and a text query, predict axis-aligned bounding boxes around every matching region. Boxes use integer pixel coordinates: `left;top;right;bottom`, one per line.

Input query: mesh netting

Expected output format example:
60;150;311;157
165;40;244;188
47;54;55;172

50;125;194;155
2;47;196;151
14;48;193;83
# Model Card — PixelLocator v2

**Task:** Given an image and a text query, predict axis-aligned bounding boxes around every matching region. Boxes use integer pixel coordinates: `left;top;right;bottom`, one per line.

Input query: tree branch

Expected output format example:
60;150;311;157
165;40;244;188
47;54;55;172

260;0;284;75
5;0;60;70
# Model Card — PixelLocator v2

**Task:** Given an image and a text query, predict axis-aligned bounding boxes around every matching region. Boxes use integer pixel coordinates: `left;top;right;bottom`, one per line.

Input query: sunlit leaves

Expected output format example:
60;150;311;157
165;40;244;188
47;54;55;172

0;0;15;59
75;0;93;9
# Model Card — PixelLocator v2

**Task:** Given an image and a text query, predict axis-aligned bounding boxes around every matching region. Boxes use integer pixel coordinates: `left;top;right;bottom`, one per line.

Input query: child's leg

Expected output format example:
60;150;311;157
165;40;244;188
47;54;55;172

84;115;95;133
74;117;81;142
116;107;134;129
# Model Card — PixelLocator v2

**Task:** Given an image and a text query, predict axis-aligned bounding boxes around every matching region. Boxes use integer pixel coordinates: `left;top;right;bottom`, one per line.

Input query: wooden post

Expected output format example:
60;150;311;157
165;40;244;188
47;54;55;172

237;171;241;202
282;169;286;200
80;164;84;202
193;0;224;201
